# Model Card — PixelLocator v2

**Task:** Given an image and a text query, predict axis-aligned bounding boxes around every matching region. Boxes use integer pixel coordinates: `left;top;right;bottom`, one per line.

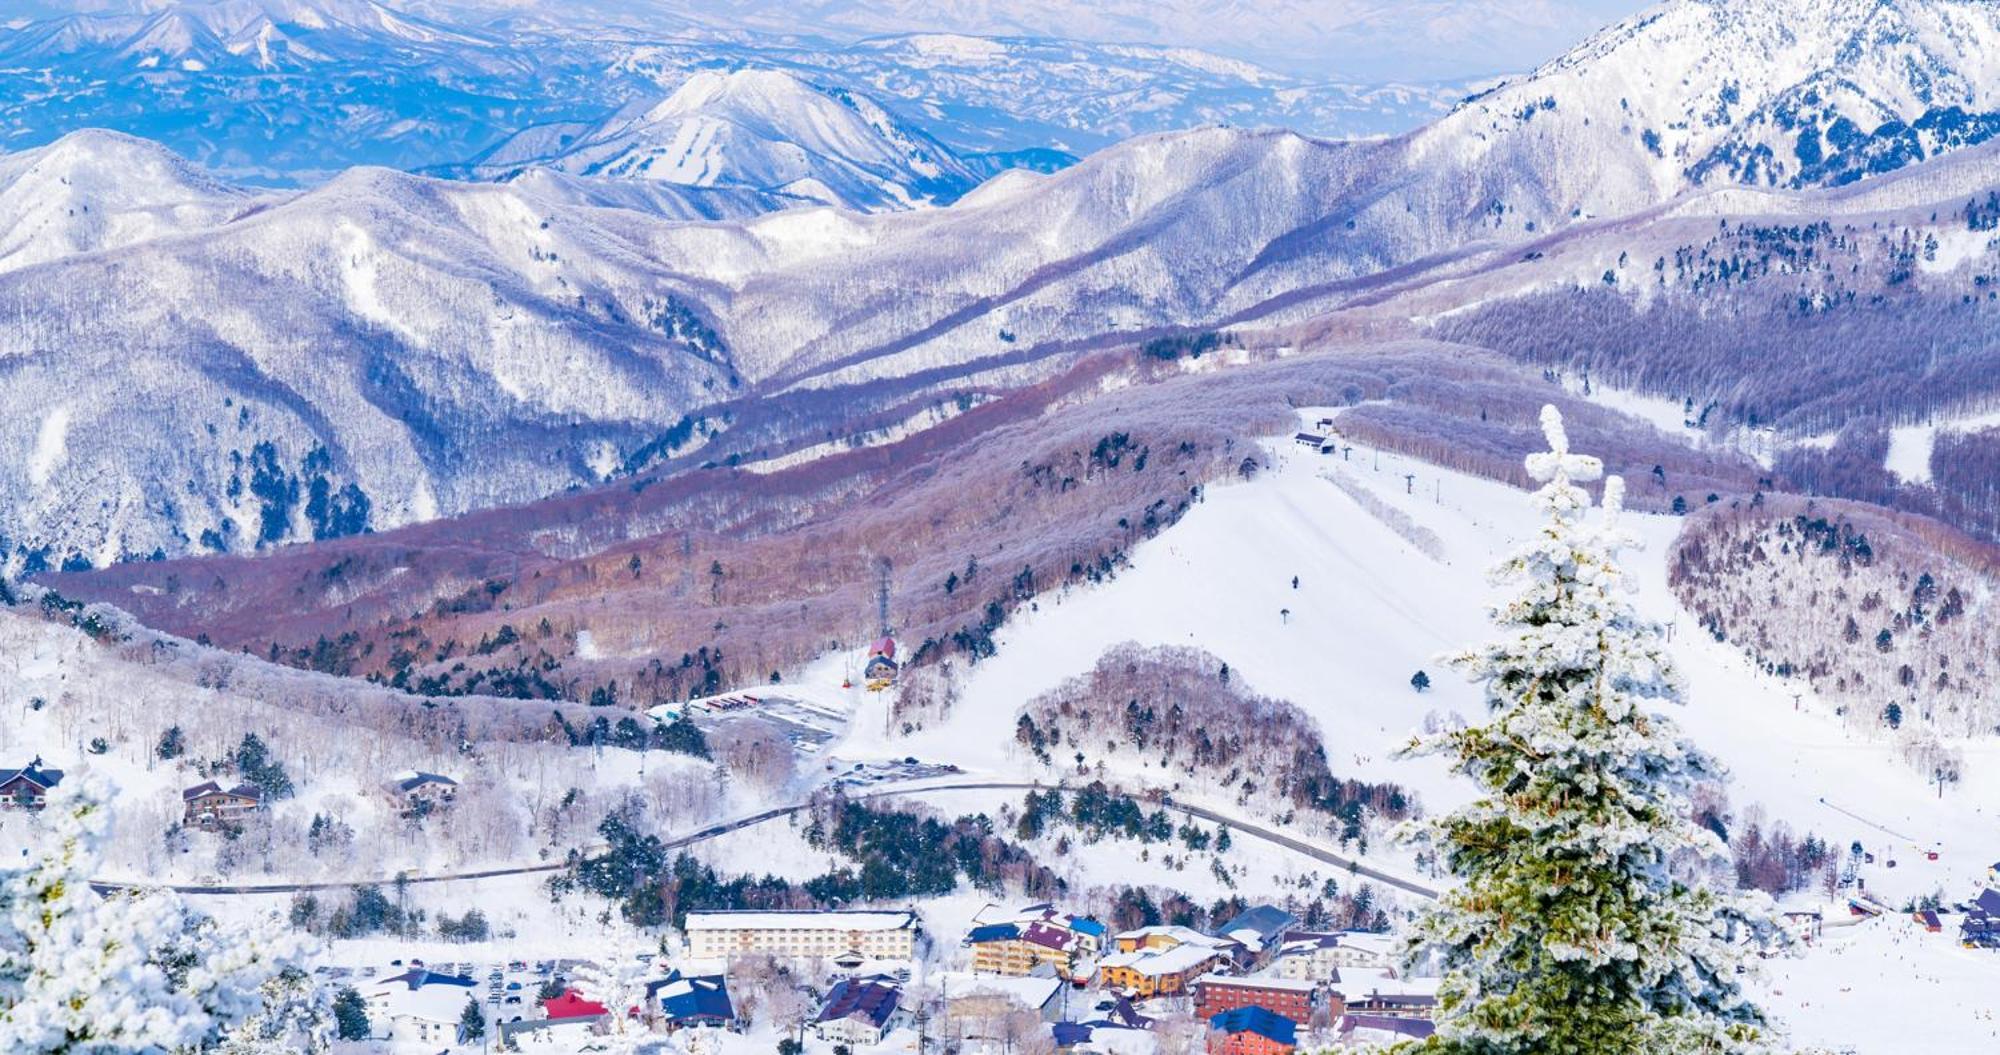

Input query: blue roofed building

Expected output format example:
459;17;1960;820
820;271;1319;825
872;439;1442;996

1208;1005;1298;1055
815;976;902;1046
651;970;737;1031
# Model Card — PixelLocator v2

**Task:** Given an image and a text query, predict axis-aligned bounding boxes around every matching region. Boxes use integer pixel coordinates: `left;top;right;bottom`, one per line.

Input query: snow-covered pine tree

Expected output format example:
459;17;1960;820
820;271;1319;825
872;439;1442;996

0;774;308;1054
1398;406;1779;1055
570;932;657;1055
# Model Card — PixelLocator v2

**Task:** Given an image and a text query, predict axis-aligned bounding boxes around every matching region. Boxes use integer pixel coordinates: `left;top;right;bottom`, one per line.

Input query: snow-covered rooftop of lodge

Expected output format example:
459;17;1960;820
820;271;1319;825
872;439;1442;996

1098;943;1224;976
934;971;1064;1009
1196;973;1317;993
684;909;918;931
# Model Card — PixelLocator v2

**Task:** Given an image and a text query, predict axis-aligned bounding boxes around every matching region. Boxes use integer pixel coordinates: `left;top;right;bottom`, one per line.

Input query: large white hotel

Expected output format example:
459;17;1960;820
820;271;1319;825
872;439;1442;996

685;909;921;961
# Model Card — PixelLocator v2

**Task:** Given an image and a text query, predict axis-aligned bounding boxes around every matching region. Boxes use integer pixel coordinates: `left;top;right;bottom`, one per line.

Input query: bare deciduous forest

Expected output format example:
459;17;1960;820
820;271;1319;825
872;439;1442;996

1671;494;1998;757
1015;642;1412;845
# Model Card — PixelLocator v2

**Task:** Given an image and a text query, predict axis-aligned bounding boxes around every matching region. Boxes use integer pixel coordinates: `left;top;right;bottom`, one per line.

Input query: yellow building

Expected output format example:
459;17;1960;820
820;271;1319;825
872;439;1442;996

1095;927;1235;998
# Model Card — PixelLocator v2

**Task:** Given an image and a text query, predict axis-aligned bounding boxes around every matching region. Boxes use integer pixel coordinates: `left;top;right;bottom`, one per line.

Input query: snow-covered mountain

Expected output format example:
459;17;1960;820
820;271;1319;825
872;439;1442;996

1413;0;2000;222
12;0;2000;568
0;132;739;569
614;0;1645;82
0;128;264;271
473;70;981;212
0;0;1473;181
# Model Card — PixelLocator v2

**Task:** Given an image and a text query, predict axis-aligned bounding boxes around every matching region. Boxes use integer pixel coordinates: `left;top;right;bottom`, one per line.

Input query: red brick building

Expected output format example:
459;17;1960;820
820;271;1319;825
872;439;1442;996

1192;974;1320;1025
1207;1006;1297;1055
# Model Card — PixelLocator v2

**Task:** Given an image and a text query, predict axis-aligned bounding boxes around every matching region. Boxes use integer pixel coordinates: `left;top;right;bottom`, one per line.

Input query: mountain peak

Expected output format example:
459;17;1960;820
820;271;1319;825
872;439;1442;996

1409;0;2000;230
480;67;981;213
0;127;255;272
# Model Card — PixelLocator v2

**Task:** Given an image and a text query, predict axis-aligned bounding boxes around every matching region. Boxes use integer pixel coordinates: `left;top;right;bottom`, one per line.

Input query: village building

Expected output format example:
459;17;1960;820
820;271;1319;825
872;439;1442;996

1096;927;1236;998
650;971;737;1031
685;909;919;962
1207;1005;1298;1055
1336;1013;1436;1045
0;758;63;811
541;988;610;1023
1340;990;1438;1019
367;968;479;1047
385;771;458;818
1052;1019;1154;1055
1273;930;1395;981
1212;905;1298;967
1778;908;1825;944
936;972;1068;1025
180;780;264;830
864;637;900;690
814;976;902;1046
1961;888;2000;948
966;904;1107;979
1192;973;1320;1025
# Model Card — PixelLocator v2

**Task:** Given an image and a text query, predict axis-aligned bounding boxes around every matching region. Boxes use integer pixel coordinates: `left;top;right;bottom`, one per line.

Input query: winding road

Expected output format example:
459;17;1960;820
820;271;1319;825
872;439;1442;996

92;779;1438;901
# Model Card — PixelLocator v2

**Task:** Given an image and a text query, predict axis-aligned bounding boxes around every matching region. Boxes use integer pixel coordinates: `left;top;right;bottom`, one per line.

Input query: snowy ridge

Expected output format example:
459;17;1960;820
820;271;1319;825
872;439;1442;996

0;127;260;271
475;69;980;212
1413;0;2000;227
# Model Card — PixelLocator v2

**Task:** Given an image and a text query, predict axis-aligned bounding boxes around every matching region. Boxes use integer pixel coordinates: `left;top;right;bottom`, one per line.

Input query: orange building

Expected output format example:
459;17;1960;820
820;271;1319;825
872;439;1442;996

1207;1006;1297;1055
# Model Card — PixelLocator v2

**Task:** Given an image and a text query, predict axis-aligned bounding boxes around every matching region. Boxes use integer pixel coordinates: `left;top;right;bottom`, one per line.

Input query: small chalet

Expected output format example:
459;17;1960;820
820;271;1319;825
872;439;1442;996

1207;1006;1298;1055
385;771;458;818
1337;1013;1435;1044
0;758;63;811
1342;990;1438;1019
864;637;899;690
181;780;265;830
936;972;1065;1024
1961;888;2000;948
815;976;902;1046
541;988;610;1022
1292;431;1329;452
368;968;478;1047
1213;904;1298;966
650;971;737;1031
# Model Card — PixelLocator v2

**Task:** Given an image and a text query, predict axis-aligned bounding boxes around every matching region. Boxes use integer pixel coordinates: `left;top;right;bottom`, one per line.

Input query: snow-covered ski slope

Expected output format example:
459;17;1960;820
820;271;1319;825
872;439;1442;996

844;410;1998;898
833;411;2000;1051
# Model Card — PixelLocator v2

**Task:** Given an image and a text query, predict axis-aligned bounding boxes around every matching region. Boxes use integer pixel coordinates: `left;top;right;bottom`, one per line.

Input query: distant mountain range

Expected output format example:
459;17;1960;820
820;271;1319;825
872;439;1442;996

0;0;1476;182
7;0;2000;571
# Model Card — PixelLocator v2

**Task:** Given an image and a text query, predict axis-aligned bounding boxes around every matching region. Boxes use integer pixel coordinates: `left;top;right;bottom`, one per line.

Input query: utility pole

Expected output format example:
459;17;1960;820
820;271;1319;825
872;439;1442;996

1402;473;1415;495
875;555;894;639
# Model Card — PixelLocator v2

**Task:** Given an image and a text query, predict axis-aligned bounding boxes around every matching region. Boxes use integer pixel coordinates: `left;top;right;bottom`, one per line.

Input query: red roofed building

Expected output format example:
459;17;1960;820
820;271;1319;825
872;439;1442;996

543;989;609;1021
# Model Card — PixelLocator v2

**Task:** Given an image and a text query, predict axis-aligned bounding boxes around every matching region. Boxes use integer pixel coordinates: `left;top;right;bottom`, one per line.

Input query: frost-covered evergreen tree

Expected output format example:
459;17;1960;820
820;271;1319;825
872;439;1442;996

1398;407;1779;1055
571;932;656;1055
0;774;307;1054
